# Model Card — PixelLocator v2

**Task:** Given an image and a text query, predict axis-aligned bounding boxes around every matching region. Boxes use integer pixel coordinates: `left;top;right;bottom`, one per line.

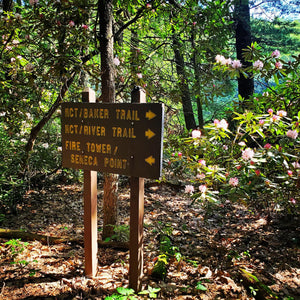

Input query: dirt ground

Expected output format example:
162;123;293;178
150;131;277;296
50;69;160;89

0;181;299;299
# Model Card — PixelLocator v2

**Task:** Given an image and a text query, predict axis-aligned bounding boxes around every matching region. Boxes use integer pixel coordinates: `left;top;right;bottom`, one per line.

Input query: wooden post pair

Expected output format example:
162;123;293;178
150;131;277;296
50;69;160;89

82;87;145;292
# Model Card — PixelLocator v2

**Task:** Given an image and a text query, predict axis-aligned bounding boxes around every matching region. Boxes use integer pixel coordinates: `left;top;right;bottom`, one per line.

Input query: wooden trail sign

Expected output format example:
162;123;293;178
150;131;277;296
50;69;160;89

61;102;164;179
61;87;164;290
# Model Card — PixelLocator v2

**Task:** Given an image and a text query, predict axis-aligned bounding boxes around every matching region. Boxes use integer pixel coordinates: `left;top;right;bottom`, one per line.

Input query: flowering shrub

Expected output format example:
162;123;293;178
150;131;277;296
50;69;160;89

165;48;299;212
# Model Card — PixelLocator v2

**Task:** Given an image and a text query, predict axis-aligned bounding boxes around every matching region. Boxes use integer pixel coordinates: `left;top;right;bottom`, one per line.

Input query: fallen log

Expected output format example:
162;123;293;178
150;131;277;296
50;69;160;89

0;228;66;244
0;228;129;250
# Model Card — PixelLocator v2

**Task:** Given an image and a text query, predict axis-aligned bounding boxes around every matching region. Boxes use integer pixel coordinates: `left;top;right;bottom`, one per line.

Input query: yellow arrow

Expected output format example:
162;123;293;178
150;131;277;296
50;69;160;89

145;156;155;166
145;110;156;120
145;129;156;139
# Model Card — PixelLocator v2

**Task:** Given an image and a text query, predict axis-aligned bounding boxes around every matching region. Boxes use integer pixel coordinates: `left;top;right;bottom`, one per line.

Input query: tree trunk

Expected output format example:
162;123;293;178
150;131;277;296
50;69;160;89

234;0;254;103
98;0;118;240
191;31;204;129
2;0;13;11
172;34;197;131
21;74;75;173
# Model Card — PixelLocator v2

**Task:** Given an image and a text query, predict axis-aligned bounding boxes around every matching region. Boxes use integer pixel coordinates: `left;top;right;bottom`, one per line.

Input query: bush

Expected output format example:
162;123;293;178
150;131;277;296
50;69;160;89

165;47;300;212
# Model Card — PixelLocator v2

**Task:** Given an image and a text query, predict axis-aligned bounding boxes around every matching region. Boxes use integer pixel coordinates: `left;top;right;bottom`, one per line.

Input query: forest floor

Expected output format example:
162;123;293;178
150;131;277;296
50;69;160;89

0;181;299;300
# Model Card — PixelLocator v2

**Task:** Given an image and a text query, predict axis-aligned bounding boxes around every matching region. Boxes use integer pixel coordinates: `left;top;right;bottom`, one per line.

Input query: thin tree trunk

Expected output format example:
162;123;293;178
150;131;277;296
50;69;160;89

234;0;254;103
191;31;204;129
21;74;76;173
98;0;118;240
172;34;197;131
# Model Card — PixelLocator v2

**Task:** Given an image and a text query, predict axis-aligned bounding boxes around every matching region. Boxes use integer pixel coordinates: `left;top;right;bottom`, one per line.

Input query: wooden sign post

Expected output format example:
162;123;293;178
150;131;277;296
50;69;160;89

61;87;164;289
129;87;146;291
82;88;98;277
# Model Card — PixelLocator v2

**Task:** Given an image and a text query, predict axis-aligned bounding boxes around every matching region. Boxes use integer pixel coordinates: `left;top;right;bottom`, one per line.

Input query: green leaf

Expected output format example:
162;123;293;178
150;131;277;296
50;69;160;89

274;74;279;85
116;287;135;296
196;282;207;291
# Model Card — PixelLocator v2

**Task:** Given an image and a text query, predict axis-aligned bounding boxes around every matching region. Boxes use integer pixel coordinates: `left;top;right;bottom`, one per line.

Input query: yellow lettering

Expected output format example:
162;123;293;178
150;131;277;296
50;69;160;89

70;154;97;166
134;110;140;121
83;126;105;136
112;127;136;138
65;140;80;151
104;157;127;169
86;143;111;154
121;109;126;120
84;108;88;118
117;127;122;137
115;109;140;121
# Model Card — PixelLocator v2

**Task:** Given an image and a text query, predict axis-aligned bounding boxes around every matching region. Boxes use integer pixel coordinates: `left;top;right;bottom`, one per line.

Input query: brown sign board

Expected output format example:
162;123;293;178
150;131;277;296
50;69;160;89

61;102;164;179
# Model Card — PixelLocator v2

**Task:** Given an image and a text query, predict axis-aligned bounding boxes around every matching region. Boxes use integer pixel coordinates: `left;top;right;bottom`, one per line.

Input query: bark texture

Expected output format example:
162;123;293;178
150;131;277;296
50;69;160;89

98;0;118;240
172;35;197;131
191;31;204;129
234;0;254;102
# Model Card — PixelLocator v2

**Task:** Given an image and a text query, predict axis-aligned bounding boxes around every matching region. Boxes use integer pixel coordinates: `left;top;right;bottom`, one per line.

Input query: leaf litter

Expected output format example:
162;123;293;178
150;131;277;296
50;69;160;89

0;182;299;299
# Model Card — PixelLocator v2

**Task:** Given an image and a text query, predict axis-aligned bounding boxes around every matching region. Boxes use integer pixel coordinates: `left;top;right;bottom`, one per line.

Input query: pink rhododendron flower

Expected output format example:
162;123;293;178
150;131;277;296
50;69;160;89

137;73;142;79
198;159;206;166
271;49;280;58
82;24;88;30
215;55;226;64
292;162;300;169
272;115;280;122
259;119;265;126
250;161;255;165
199;185;207;194
286;130;298;139
224;58;232;65
277;110;287;117
191;129;201;138
219;119;228;130
196;173;206;180
287;170;293;176
69;20;75;27
275;61;282;69
290;198;296;204
229;177;239;187
184;185;194;194
214;119;228;130
223;145;228;150
178;152;182;158
113;57;120;66
267;108;273;115
236;165;241;170
214;119;220;126
238;141;246;146
242;148;254;160
253;60;263;70
264;143;272;149
146;3;152;8
255;170;261;176
231;59;242;69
